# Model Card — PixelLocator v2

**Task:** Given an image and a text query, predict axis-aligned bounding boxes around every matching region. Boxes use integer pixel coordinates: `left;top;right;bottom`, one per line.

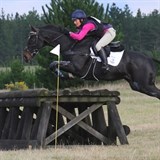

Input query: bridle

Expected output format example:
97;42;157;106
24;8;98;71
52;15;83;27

25;30;64;58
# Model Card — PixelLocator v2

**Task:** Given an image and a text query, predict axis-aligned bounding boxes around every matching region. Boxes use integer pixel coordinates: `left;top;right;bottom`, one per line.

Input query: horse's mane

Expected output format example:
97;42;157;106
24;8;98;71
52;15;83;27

37;24;95;53
39;24;64;33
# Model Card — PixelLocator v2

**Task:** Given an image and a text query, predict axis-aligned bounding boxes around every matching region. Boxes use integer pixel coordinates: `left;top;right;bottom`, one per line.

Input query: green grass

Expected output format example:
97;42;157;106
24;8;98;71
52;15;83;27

0;82;160;160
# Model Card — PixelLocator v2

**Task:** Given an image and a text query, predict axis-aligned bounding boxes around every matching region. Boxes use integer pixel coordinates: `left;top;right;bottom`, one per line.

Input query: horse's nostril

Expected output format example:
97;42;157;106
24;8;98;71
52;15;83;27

23;55;28;63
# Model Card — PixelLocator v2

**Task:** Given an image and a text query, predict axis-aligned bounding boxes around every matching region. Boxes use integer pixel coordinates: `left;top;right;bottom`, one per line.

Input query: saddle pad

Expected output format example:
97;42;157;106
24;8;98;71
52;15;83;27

108;51;124;66
90;48;124;67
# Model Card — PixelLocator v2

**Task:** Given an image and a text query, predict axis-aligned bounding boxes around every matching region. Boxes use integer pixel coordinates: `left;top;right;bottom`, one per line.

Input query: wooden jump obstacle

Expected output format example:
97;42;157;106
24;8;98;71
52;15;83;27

0;88;130;149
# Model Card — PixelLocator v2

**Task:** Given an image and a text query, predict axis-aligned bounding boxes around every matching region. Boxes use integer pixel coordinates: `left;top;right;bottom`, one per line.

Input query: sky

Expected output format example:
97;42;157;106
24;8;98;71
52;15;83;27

0;0;160;16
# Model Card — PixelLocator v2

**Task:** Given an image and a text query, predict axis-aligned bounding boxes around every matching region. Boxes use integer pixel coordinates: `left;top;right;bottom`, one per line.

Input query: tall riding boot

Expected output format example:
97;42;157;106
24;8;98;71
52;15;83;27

98;47;109;71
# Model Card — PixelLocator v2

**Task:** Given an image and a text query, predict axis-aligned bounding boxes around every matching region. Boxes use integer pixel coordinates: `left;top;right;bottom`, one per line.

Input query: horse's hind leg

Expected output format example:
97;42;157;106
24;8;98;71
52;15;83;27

126;62;160;99
140;84;160;99
128;80;160;99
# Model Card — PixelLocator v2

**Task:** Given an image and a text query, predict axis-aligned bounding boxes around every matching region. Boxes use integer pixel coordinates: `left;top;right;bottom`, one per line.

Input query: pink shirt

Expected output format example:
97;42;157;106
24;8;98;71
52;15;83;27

70;23;96;41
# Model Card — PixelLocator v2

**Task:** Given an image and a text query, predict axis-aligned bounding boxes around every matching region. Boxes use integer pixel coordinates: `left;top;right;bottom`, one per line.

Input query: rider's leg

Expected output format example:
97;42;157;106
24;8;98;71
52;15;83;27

98;47;109;70
96;28;116;70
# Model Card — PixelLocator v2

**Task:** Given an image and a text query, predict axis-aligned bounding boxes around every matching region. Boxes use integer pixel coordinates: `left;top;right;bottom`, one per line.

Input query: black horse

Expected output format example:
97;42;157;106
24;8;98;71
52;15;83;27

23;24;160;99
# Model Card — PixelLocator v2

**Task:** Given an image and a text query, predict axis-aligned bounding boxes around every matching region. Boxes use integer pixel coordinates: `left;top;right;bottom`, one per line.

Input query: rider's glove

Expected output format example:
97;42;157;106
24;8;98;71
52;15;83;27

63;28;70;35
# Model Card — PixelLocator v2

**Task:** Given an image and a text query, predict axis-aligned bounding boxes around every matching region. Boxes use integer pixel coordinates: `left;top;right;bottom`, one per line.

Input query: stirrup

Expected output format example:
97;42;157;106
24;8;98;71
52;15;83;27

102;65;110;71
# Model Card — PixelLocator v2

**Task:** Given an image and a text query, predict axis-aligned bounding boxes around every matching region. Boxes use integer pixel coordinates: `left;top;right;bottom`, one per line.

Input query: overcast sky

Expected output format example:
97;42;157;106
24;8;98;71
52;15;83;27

0;0;160;16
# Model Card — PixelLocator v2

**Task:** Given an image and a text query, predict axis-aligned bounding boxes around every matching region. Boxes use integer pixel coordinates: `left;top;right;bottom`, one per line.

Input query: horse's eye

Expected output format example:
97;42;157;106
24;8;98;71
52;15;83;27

31;37;36;43
28;37;36;45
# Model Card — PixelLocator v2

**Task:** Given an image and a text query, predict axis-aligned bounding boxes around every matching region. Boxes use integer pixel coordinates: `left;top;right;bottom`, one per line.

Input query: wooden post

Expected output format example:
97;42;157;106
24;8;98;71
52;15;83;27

36;101;52;147
21;107;33;140
0;108;7;138
92;106;107;144
1;110;11;139
107;102;129;145
8;107;20;139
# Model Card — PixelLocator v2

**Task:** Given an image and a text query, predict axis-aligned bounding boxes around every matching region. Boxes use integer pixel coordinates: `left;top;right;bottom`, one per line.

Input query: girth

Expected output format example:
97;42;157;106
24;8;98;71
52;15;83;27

81;58;99;81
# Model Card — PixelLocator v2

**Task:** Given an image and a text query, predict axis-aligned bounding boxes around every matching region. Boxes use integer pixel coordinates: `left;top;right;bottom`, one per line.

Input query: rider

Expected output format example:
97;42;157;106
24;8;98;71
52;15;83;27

64;9;116;71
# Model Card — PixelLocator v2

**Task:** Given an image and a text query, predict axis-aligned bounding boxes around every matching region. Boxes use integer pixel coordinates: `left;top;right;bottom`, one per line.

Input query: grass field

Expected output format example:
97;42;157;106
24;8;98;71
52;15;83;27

0;82;160;160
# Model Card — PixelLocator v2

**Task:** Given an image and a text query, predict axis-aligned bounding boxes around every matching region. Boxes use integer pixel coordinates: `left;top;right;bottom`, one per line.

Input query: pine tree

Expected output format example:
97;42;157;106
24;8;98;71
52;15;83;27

42;0;105;29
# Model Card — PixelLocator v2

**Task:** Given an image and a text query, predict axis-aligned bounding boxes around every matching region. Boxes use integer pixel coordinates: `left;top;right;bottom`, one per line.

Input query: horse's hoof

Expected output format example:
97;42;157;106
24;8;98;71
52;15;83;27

49;63;54;71
54;69;65;78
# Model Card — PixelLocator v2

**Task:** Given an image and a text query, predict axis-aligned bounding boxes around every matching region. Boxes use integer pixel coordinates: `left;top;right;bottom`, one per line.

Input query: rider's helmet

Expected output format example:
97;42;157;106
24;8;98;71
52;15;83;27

71;9;87;20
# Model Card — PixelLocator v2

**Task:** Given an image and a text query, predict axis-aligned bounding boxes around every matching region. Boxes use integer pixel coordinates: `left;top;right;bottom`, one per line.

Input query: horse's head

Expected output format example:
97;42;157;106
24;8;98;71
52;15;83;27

23;25;45;63
23;25;75;63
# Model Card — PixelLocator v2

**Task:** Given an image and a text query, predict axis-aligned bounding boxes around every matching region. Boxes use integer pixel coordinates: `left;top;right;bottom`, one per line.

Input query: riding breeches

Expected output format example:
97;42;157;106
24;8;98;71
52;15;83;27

95;27;116;51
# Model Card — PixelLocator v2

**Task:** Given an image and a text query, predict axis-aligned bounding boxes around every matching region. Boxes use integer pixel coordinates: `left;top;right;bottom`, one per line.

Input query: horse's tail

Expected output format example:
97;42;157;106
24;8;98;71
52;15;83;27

152;58;160;64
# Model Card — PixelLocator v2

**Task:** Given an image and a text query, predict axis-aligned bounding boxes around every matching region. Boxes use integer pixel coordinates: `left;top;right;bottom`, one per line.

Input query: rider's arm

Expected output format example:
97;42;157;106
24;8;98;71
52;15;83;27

70;23;95;41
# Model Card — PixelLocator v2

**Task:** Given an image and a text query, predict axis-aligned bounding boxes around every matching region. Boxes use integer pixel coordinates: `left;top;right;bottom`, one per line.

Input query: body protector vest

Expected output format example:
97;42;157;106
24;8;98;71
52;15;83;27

81;16;104;38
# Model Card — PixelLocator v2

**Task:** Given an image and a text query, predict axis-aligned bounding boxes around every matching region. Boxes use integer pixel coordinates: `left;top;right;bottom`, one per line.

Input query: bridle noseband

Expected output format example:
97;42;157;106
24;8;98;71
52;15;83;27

25;31;40;57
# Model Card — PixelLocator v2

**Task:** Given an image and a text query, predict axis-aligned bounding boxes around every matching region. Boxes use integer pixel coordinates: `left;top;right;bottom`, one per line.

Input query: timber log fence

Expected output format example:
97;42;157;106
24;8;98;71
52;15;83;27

0;88;130;149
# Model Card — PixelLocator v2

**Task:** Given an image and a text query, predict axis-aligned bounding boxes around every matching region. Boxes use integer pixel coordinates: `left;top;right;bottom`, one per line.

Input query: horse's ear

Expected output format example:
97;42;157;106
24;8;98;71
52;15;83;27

29;25;39;32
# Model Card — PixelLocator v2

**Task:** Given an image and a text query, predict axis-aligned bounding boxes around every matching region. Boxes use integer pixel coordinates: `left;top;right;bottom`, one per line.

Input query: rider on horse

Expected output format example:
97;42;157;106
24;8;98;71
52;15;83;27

64;9;116;71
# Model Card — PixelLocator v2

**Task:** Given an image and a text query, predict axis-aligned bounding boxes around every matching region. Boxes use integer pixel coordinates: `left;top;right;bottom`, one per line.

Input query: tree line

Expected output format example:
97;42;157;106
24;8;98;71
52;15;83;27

0;0;160;90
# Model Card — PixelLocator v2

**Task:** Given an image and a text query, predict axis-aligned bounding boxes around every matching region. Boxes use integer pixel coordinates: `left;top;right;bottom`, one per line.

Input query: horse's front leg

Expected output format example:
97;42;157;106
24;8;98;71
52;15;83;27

49;61;76;79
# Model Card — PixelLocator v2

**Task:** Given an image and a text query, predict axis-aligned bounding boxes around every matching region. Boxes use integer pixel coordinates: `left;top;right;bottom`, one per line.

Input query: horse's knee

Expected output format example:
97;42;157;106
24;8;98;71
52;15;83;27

49;63;53;71
49;61;57;71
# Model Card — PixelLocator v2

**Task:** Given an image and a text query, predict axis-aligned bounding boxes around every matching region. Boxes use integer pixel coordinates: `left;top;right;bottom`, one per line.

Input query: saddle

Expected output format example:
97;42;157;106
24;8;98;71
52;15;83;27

92;41;124;56
109;41;124;52
90;41;124;67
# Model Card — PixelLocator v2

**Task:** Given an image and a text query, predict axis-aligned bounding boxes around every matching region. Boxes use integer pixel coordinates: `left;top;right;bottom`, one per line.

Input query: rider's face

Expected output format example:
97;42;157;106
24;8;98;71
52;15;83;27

73;19;82;28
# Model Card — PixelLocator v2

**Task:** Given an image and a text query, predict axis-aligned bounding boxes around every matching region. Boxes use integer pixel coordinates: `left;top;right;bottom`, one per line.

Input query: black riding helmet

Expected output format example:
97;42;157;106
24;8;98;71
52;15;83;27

71;9;87;21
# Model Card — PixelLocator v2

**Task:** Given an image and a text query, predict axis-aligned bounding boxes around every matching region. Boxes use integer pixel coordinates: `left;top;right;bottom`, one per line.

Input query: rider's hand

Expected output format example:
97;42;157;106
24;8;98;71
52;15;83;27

63;28;70;35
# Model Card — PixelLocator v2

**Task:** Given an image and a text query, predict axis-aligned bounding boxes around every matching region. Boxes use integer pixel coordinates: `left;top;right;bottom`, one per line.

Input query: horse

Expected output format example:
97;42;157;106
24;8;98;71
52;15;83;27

23;24;160;99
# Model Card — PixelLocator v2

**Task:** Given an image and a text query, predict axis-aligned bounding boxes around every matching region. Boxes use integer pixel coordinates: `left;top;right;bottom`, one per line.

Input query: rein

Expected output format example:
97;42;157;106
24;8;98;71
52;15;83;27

35;30;65;47
44;34;64;46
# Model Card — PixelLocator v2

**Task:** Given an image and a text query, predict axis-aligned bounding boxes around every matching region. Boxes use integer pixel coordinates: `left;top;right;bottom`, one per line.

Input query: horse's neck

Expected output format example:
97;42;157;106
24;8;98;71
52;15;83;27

41;28;74;52
41;26;95;54
72;37;94;53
